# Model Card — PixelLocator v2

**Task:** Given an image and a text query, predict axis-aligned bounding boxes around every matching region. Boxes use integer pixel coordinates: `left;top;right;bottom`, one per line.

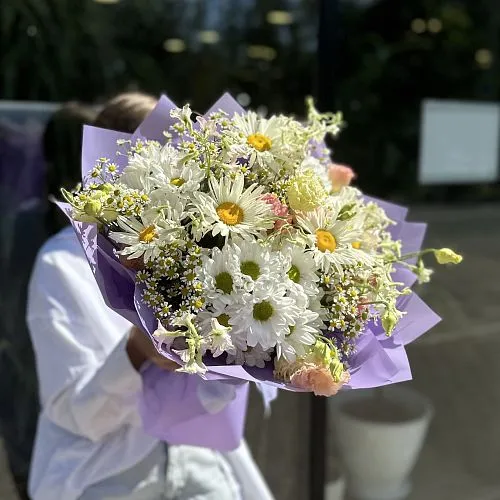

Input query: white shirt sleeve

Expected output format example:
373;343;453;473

27;236;143;442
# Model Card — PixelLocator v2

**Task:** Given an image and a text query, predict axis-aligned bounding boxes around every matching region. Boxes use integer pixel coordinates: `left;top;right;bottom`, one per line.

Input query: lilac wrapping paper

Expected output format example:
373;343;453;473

62;93;442;449
139;364;249;451
345;196;441;389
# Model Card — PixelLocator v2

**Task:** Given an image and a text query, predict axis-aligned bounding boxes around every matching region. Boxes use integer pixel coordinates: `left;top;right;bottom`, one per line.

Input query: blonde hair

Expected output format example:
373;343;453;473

94;92;158;133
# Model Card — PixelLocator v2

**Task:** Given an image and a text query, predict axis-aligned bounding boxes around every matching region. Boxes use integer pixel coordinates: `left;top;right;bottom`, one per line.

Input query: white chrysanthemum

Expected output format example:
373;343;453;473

242;345;273;368
147;187;187;218
191;174;274;240
284;244;320;297
109;212;181;262
225;348;246;366
197;305;230;333
275;309;320;362
228;238;286;289
287;284;310;311
199;247;243;306
226;344;272;368
119;141;163;192
148;143;180;176
229;282;301;350
296;206;374;273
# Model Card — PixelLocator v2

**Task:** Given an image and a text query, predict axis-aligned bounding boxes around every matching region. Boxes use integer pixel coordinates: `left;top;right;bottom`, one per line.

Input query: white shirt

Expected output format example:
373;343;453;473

27;227;274;500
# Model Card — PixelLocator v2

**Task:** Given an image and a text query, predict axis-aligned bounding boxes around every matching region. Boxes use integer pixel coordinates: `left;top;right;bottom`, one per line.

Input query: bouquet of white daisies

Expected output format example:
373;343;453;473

61;93;461;397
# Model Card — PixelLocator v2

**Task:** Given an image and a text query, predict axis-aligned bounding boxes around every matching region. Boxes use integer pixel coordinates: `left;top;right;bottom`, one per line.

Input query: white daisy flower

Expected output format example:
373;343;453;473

147;186;188;220
197;305;230;332
296;206;374;273
191;174;274;241
276;309;320;362
241;345;273;368
198;247;243;306
230;112;285;168
228;238;286;290
149;144;180;177
151;148;206;198
225;347;246;366
109;211;181;262
225;344;272;368
230;281;301;351
284;244;320;297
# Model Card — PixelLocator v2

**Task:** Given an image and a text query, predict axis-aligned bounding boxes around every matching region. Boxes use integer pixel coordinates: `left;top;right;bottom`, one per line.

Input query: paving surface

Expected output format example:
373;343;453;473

1;204;499;500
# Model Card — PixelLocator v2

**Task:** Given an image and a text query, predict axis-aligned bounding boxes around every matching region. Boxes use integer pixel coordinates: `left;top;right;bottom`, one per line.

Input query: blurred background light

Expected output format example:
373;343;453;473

26;25;38;37
475;48;493;69
163;38;186;53
427;18;443;33
411;18;426;34
198;30;220;44
266;10;293;26
247;45;277;61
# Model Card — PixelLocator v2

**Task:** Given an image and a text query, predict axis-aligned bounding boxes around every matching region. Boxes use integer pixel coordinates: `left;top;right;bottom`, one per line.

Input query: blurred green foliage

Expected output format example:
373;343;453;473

3;0;497;200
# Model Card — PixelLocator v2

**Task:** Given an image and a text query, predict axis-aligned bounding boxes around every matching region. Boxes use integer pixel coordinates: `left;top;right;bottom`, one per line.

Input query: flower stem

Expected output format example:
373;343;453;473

395;249;436;262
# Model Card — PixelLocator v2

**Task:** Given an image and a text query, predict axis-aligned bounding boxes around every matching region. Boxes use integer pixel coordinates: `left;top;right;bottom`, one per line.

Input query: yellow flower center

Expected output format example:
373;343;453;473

247;133;272;152
170;177;185;187
216;202;244;226
352;241;361;249
193;298;204;309
316;229;337;252
139;225;157;243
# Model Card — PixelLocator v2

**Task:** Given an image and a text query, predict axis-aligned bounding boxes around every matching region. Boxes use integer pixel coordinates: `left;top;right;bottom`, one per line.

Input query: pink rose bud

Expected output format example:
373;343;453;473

328;163;356;192
290;363;350;397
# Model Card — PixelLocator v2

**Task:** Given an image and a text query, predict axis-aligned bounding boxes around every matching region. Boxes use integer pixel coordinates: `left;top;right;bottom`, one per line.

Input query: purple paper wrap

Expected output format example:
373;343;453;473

344;196;441;389
61;93;442;449
139;364;249;451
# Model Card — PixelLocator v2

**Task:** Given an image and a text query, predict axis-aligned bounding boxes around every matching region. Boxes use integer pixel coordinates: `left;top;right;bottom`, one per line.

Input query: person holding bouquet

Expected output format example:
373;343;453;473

28;92;273;500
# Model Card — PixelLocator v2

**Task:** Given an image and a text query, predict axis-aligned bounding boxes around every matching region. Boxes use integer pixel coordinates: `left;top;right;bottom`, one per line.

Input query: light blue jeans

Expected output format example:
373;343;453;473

80;443;242;500
165;445;242;500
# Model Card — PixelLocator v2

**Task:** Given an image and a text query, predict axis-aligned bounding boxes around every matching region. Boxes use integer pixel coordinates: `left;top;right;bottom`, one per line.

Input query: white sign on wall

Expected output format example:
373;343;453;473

418;99;500;185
